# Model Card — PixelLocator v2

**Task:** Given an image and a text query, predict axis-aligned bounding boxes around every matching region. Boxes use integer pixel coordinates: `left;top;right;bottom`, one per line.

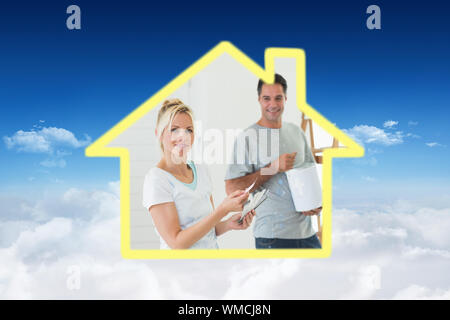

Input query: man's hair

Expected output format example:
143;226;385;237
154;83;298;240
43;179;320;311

257;73;287;96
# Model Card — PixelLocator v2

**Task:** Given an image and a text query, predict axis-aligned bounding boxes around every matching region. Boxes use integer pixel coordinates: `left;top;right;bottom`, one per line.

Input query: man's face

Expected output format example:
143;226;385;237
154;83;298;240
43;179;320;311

258;83;286;123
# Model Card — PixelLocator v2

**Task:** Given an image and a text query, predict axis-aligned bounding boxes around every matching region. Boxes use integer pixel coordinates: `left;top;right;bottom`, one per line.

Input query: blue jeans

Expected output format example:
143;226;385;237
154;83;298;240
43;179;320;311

255;234;322;249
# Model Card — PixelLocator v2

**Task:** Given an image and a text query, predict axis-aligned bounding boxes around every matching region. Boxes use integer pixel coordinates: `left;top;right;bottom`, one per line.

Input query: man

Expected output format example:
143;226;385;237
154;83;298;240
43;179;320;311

224;73;322;249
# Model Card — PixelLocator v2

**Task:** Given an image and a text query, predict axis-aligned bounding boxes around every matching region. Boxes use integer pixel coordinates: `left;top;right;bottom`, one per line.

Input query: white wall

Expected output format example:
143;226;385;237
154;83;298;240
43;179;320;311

108;53;333;249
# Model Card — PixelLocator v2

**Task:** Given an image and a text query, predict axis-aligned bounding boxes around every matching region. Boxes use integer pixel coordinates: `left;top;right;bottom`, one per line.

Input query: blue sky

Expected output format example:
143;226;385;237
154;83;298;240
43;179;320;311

1;0;449;201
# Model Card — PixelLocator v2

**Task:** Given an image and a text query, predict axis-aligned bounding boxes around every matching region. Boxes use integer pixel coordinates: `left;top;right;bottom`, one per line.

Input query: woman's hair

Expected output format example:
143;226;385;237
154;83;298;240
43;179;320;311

156;98;194;151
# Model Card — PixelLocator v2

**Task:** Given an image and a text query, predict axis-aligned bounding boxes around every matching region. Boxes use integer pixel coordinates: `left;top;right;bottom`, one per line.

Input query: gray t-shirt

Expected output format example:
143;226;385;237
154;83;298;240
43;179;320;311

225;122;316;239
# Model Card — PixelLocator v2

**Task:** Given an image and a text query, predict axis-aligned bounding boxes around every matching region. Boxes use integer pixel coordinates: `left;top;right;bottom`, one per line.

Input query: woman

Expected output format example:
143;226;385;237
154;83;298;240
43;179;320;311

142;99;255;249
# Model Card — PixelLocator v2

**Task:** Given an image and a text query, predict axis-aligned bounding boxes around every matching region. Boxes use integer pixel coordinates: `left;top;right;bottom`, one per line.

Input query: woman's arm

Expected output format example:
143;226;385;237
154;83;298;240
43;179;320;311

149;190;248;249
150;202;227;249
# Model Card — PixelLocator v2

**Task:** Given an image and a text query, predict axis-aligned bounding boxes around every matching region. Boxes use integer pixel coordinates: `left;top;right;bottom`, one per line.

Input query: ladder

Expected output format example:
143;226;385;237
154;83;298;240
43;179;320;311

300;114;340;244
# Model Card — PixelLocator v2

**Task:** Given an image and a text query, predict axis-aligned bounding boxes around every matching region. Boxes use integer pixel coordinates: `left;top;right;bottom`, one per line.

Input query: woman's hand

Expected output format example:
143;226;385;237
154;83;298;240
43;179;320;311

227;210;256;230
218;190;249;215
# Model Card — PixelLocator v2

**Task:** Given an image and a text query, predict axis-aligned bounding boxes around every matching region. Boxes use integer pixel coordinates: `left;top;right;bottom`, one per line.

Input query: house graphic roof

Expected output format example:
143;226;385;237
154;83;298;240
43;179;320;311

85;41;364;259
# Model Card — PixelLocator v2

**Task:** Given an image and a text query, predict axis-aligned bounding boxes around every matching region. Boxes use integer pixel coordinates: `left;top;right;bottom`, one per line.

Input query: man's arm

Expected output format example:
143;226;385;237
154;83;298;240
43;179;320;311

225;165;273;195
225;152;297;195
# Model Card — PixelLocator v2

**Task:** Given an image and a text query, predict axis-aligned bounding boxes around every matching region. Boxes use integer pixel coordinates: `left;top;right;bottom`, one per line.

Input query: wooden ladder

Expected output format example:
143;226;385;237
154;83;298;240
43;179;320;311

300;114;340;244
301;113;339;165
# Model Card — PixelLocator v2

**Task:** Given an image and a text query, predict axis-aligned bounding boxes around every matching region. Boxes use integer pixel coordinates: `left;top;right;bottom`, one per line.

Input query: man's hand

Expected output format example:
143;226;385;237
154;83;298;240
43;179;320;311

301;206;322;216
227;153;297;193
268;152;297;174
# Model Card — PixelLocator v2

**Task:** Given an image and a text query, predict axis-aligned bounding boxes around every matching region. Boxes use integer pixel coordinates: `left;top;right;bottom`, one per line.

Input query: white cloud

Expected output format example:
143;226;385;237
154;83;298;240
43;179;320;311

3;126;91;169
352;156;378;166
383;120;398;128
367;148;383;155
0;220;38;248
426;142;445;147
3;127;91;154
341;265;381;299
408;121;418;126
40;158;67;168
343;125;404;146
217;203;450;300
4;130;50;153
393;285;450;300
16;185;119;222
402;246;450;259
1;183;450;299
223;260;300;299
0;182;165;299
12;217;73;261
405;133;421;139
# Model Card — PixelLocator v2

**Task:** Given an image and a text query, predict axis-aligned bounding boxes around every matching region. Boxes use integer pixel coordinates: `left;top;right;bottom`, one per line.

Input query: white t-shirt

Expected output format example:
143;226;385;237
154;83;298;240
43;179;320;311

142;162;218;249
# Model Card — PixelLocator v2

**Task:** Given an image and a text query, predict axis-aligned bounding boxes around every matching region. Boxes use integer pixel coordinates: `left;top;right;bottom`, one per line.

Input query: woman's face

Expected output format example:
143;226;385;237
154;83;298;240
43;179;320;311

160;112;194;163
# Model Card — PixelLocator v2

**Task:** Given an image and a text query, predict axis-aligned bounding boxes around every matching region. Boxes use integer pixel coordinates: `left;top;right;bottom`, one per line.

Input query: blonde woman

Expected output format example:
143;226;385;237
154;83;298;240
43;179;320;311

142;99;255;249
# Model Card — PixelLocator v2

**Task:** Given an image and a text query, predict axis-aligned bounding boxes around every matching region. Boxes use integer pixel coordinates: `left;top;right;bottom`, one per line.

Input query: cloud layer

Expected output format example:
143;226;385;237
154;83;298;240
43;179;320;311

1;183;450;299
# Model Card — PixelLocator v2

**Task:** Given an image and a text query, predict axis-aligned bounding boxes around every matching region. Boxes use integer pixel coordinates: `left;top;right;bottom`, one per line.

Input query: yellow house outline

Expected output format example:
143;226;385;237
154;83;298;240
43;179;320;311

85;41;364;259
